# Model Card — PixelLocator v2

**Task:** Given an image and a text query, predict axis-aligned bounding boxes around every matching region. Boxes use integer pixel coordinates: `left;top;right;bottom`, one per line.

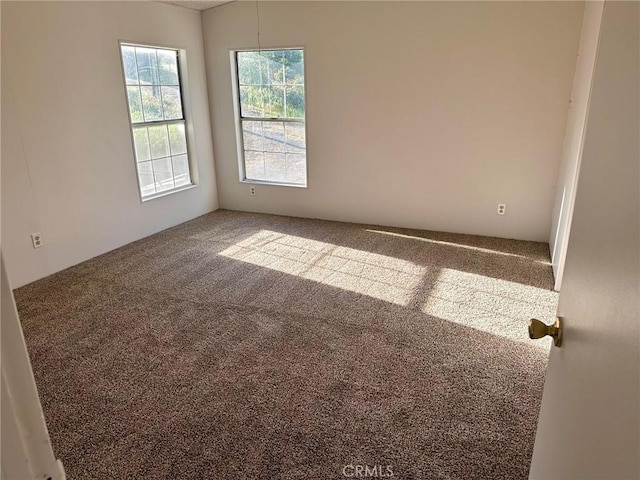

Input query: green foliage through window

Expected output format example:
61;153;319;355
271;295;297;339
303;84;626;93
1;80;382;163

120;44;191;198
237;49;305;119
235;49;307;186
121;45;183;123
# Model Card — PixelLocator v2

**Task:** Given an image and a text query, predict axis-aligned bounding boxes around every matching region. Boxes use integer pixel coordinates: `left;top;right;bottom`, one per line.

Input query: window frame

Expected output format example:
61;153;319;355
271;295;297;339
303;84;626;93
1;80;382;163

230;47;308;188
119;40;198;202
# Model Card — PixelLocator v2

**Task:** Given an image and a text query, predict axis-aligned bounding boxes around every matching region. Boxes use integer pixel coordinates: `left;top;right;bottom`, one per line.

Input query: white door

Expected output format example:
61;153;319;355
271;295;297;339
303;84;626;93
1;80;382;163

529;2;639;479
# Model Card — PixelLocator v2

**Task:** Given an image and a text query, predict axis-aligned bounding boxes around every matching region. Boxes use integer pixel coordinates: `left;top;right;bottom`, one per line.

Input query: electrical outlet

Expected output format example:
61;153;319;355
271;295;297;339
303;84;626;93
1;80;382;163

497;204;506;216
31;232;44;249
250;186;256;196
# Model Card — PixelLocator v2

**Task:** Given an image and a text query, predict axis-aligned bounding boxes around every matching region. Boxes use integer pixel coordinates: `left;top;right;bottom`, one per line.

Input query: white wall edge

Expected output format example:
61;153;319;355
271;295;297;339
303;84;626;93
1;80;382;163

1;256;65;480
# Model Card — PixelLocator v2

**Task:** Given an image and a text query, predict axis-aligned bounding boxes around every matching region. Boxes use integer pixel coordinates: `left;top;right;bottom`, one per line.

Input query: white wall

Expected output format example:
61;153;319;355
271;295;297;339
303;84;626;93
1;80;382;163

549;2;604;291
203;1;583;242
1;1;218;288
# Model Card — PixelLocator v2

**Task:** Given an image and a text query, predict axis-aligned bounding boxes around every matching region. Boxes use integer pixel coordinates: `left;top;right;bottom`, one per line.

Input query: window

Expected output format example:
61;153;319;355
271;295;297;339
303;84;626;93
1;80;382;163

120;43;193;199
233;49;307;186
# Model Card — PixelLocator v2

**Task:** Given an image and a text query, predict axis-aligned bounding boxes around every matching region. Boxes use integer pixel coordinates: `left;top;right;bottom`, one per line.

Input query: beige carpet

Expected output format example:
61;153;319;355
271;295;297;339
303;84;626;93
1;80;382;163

15;210;558;479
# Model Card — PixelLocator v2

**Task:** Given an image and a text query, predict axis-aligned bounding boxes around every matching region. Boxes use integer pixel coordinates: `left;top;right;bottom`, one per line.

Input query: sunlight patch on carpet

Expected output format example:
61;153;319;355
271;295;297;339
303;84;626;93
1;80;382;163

367;229;551;265
421;268;558;345
219;230;426;306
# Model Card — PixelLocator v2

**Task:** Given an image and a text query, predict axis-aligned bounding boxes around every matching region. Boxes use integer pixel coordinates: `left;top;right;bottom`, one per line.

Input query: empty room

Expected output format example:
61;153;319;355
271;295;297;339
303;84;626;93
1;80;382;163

1;1;638;479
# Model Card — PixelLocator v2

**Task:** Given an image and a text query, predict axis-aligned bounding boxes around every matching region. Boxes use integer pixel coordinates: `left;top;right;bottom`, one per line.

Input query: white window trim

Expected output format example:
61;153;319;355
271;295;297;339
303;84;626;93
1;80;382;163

119;40;199;203
230;46;309;188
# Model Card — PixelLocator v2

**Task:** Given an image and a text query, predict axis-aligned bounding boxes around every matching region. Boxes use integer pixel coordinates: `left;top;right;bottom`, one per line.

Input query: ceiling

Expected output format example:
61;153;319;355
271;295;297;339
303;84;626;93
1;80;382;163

159;0;233;11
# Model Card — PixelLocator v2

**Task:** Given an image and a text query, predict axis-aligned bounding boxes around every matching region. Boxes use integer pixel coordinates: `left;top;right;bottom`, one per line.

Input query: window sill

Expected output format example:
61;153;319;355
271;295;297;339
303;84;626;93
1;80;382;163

141;183;198;202
240;179;308;189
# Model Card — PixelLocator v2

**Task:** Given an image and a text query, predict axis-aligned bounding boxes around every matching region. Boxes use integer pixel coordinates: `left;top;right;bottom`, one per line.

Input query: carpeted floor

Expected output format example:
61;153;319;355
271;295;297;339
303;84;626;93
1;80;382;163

15;210;558;479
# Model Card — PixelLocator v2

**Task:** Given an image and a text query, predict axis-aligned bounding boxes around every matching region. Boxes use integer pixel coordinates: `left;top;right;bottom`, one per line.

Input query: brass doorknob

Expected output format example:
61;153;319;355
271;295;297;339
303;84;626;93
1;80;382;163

529;317;563;347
